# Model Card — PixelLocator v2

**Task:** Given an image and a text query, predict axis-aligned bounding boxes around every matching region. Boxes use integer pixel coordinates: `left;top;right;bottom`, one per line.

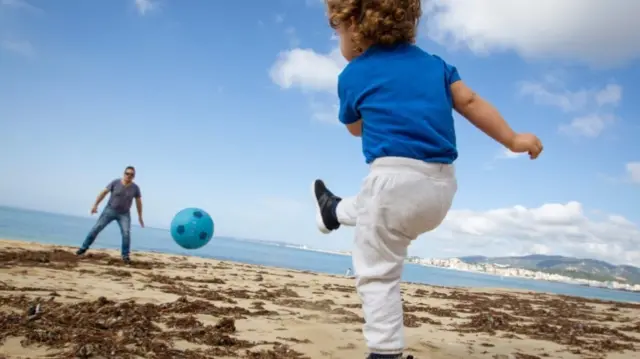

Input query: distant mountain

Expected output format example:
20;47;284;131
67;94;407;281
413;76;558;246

458;254;640;285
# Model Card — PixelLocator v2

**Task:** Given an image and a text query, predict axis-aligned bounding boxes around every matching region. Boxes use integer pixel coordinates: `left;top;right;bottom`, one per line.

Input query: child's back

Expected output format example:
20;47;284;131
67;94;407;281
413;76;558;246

339;43;459;164
312;1;543;358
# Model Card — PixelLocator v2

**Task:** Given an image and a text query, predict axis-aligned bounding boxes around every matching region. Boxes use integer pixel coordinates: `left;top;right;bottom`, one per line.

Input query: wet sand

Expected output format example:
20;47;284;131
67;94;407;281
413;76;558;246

0;239;639;359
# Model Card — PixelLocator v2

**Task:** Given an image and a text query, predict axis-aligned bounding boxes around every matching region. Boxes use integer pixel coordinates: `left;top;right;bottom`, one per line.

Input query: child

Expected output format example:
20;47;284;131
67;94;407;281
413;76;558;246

312;1;543;358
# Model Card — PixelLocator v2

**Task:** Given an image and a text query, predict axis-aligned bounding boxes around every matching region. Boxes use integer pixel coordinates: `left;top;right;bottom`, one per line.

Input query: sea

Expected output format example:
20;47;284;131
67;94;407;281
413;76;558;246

1;206;639;303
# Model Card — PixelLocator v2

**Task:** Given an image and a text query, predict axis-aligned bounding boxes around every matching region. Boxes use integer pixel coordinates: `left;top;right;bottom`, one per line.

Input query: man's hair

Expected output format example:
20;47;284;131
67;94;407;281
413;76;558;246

326;0;422;52
125;166;135;172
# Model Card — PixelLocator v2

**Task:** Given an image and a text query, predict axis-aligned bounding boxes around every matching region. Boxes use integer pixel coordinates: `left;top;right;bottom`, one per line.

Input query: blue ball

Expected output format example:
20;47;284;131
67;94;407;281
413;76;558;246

170;208;215;250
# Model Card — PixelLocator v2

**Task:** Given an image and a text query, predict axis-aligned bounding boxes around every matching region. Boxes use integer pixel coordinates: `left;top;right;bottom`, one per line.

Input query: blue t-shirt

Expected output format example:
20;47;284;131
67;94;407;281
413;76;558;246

338;43;461;164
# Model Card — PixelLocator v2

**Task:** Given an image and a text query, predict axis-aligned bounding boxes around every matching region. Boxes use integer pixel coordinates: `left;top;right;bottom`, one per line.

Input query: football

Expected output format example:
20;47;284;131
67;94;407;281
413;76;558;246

169;208;215;250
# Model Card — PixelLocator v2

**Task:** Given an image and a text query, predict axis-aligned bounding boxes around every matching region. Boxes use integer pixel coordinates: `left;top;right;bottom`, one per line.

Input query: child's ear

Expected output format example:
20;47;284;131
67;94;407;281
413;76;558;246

349;17;358;31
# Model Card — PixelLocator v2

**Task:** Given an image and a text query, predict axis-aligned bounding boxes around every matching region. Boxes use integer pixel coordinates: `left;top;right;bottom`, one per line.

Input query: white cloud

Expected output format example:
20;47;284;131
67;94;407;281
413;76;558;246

433;201;640;266
284;26;300;48
598;162;640;186
423;0;640;67
134;0;155;16
518;81;590;113
309;100;339;124
627;162;640;184
495;148;524;160
519;81;622;113
269;46;346;123
596;84;623;107
527;243;552;255
0;0;41;58
270;47;345;93
0;0;40;12
1;39;34;58
559;114;615;138
519;79;622;138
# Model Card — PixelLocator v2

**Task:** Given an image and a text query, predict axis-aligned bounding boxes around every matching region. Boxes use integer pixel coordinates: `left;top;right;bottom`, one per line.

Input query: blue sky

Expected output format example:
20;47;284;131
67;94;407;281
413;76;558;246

1;0;639;264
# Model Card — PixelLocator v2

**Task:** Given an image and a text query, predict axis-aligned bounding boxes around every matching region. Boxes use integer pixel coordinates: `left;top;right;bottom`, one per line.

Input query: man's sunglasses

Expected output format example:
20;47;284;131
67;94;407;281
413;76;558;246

124;172;135;177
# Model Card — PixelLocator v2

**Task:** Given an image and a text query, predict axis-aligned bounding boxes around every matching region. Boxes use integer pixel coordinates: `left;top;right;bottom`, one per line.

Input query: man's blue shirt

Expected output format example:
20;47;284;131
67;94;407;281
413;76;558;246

338;43;461;164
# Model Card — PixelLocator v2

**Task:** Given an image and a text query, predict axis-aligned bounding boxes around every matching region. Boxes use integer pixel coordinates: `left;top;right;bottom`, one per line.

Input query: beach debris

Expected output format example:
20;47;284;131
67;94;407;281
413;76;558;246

25;303;41;321
0;295;308;358
0;247;639;359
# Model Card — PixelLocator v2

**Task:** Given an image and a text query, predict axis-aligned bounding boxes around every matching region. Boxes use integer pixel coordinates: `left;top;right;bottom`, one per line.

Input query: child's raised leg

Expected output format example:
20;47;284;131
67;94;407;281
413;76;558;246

312;159;456;358
312;179;359;232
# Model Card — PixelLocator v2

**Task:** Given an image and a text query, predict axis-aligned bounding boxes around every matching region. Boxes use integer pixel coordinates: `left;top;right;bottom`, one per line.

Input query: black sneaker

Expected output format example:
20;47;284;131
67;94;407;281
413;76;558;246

76;248;86;256
366;354;412;359
122;257;131;265
311;179;341;233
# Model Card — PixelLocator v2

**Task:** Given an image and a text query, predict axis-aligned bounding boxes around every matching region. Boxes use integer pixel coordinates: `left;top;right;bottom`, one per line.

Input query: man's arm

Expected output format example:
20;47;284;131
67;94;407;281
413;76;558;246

134;186;144;227
93;188;110;208
450;81;516;149
135;197;143;218
92;180;115;212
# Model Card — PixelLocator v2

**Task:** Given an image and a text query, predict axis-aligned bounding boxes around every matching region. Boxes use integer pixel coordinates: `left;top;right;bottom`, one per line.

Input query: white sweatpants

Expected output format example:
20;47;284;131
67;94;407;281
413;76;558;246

336;156;457;354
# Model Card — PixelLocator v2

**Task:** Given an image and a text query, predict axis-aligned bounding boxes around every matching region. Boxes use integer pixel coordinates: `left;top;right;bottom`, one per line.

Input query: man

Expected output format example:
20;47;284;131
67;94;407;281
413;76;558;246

76;166;144;264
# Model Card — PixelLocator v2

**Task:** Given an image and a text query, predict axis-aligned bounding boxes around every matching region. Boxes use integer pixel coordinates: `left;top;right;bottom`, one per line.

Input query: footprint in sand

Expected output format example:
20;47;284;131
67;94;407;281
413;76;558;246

420;341;441;351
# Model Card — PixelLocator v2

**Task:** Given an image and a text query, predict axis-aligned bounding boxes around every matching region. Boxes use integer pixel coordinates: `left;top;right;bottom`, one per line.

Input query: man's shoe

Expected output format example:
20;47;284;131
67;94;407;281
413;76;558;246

76;248;86;256
122;257;131;265
366;354;412;359
311;179;341;234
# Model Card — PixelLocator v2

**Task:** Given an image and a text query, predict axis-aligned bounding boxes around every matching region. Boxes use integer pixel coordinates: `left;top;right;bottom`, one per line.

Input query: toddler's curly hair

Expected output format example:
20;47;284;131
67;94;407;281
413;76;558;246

326;0;422;52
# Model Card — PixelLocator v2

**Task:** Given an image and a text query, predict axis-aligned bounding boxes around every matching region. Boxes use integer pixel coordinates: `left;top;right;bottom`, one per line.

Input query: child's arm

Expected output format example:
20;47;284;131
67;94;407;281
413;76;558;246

345;119;362;137
450;81;516;149
337;72;362;137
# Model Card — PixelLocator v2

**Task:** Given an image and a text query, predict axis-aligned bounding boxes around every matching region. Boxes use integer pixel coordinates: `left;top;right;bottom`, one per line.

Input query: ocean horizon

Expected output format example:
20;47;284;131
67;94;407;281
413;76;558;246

1;205;639;304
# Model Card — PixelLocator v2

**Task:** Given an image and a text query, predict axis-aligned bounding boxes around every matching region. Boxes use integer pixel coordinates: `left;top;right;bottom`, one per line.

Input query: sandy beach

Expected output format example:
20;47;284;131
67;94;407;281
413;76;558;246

0;239;638;359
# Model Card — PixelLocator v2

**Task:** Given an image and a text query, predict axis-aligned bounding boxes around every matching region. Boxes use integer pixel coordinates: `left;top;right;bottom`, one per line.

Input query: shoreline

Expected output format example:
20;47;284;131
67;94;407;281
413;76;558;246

1;239;639;359
249;240;640;294
414;262;640;294
2;237;640;302
2;203;636;293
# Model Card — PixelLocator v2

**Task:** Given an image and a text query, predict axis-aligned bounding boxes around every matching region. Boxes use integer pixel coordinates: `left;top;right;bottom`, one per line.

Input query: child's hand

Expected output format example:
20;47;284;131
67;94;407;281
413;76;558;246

508;133;543;159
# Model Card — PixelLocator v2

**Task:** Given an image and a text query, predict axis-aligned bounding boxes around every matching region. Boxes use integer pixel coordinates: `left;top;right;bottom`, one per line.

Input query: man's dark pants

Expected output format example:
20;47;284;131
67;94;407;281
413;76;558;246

80;206;131;258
